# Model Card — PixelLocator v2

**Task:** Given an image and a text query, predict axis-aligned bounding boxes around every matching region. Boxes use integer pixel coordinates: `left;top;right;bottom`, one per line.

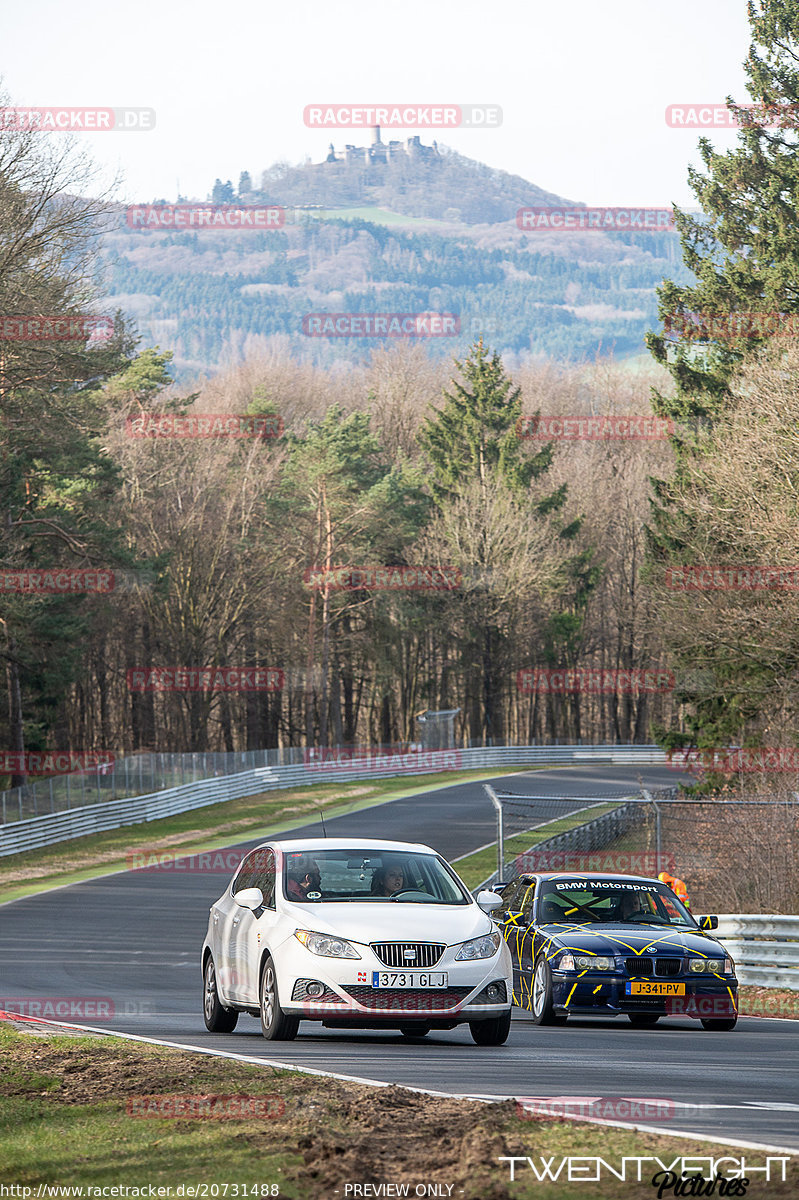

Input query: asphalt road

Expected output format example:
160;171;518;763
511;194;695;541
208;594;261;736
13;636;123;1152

2;765;797;1153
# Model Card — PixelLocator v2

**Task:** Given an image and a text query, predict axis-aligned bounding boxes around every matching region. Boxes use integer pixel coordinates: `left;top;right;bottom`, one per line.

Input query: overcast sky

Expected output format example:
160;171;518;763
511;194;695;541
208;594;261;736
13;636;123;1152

2;0;753;209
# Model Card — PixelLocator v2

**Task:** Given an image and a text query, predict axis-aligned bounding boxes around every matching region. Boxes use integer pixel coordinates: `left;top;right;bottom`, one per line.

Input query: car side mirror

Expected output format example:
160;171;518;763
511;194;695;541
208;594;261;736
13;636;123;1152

234;887;264;911
477;889;503;913
697;914;718;930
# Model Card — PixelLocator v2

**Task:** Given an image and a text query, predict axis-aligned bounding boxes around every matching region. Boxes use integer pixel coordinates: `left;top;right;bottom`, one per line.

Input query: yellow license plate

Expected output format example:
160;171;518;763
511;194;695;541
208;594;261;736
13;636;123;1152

626;981;685;996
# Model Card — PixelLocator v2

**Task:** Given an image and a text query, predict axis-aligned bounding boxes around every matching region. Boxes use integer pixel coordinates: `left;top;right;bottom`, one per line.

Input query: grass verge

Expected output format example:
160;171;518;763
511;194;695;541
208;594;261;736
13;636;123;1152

1;1021;794;1199
453;802;622;889
0;766;538;906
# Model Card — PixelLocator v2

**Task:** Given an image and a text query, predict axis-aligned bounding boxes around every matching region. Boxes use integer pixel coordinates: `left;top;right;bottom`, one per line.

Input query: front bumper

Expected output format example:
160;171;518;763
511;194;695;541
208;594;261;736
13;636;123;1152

550;970;738;1019
278;940;513;1022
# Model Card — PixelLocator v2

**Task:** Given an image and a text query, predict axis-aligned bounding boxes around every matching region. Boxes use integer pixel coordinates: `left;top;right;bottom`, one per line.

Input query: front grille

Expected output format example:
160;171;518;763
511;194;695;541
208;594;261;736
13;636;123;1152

343;985;470;1011
625;956;683;977
370;942;446;968
625;957;653;976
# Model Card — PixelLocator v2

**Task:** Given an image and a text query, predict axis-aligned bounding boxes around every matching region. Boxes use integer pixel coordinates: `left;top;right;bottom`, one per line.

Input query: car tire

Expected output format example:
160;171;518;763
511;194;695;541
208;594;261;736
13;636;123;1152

531;957;565;1026
203;955;238;1033
700;1017;738;1031
628;1013;660;1027
399;1022;431;1038
469;1010;512;1045
259;955;299;1041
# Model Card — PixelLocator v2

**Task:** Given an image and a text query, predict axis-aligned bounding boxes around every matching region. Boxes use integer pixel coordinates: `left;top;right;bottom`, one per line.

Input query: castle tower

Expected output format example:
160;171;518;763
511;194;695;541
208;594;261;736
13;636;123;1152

371;124;382;145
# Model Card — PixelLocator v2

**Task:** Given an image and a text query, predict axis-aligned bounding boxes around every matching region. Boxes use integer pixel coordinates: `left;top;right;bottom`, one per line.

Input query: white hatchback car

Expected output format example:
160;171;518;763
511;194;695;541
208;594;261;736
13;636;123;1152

201;837;513;1044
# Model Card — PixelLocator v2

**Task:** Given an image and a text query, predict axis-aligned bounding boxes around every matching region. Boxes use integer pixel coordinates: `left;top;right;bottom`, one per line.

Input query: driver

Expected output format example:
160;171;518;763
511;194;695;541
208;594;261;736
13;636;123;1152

370;860;405;896
617;891;650;921
286;855;322;901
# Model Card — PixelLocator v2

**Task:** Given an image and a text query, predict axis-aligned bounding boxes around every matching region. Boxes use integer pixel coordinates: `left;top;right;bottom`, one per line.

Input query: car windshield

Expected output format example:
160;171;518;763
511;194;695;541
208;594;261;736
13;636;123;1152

282;848;470;904
537;879;695;927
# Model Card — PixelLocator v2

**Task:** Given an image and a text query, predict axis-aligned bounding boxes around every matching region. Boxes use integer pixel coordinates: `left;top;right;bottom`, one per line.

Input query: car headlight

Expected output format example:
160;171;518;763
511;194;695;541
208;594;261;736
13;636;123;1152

689;957;731;974
575;955;614;971
294;930;361;959
455;931;501;960
558;953;614;971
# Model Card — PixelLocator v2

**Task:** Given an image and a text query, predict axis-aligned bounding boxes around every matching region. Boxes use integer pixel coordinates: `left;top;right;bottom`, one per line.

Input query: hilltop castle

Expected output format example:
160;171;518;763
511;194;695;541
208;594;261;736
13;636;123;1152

323;125;441;167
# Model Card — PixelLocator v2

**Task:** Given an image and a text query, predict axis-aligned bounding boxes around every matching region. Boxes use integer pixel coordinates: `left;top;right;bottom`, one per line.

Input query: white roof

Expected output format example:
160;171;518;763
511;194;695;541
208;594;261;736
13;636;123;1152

263;836;437;854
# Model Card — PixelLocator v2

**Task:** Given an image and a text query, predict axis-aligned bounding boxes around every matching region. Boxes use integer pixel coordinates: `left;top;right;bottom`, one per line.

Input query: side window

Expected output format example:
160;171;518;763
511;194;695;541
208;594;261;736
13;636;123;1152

253;848;276;909
232;848;275;908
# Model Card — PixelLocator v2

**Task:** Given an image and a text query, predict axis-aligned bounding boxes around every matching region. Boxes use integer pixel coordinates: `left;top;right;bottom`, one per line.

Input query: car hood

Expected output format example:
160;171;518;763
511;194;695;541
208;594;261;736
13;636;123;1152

541;923;727;957
282;900;492;946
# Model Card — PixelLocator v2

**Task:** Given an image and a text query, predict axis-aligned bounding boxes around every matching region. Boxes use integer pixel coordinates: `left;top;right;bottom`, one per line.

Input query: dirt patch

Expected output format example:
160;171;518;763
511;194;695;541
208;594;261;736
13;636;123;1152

738;984;799;1018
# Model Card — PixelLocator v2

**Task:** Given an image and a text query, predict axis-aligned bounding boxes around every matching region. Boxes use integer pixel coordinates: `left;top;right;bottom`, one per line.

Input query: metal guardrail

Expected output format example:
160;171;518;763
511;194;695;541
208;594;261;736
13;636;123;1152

715;915;799;990
0;744;668;857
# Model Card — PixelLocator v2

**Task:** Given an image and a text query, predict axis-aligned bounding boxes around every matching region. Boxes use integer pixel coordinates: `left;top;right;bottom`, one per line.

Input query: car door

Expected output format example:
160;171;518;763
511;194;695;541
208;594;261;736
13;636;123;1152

496;876;538;1008
229;847;280;1006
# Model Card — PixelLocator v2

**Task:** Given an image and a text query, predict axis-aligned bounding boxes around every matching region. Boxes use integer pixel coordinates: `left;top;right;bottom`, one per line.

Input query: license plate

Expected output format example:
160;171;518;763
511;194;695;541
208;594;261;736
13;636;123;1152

371;971;448;988
626;981;686;996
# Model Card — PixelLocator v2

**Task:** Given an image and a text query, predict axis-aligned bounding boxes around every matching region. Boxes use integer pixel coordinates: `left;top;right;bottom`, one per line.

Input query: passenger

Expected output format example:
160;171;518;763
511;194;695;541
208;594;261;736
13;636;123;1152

370;861;405;896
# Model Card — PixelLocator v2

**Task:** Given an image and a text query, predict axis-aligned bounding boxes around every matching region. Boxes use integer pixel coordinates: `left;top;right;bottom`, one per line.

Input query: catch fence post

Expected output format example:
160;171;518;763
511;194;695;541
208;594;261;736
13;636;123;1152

485;784;504;881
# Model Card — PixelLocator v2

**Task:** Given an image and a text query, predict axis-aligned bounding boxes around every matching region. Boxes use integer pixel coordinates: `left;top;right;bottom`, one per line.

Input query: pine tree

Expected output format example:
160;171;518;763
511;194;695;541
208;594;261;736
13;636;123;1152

647;0;799;423
419;339;561;507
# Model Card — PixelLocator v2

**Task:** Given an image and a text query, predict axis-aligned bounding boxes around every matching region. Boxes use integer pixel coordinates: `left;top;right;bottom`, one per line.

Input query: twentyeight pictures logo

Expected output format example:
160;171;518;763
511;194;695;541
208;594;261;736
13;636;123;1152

0;107;154;132
303;104;502;128
126;205;284;230
517;208;674;232
302;313;459;338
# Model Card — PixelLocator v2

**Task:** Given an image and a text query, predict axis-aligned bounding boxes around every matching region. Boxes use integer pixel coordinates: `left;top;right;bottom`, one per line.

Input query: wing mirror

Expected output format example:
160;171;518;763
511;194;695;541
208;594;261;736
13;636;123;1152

697;914;719;930
477;889;504;913
234;887;264;911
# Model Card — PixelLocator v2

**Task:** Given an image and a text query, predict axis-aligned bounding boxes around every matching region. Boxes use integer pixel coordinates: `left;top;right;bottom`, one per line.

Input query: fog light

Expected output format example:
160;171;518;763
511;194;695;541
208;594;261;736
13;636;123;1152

486;984;500;1000
306;982;325;997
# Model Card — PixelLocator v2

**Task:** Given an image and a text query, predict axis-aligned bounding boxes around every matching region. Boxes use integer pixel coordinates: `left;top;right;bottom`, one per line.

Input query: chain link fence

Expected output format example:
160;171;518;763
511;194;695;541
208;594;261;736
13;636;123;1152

485;784;799;914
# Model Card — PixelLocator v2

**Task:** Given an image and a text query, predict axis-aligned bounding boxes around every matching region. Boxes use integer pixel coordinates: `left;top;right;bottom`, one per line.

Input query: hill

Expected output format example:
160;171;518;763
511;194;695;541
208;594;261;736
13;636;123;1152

100;147;690;378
